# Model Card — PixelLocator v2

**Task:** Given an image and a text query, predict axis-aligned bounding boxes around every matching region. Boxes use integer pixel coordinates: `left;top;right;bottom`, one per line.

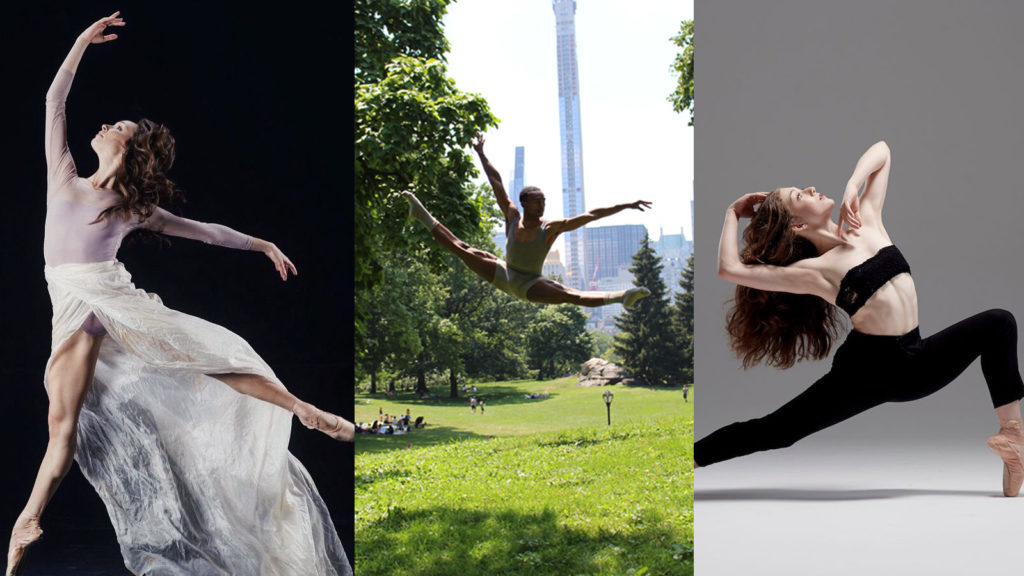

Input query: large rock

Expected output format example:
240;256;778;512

577;358;635;387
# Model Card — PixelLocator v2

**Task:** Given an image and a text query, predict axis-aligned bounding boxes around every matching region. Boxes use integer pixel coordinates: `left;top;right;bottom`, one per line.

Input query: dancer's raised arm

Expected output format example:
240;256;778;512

471;132;517;221
839;140;891;235
546;200;652;238
717;192;828;296
141;208;298;281
45;12;125;196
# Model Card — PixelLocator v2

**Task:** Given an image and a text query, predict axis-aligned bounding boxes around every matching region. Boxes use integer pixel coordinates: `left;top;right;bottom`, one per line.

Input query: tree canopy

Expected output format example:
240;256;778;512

670;19;694;125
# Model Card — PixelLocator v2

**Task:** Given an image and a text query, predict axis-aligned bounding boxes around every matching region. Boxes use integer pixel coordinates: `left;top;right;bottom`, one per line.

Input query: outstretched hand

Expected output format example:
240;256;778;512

80;11;125;44
729;192;768;219
263;243;298;281
628;200;653;211
470;131;485;154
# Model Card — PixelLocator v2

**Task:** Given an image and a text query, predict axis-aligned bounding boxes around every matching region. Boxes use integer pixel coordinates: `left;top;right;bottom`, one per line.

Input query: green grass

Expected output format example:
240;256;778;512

354;379;694;576
355;377;690;455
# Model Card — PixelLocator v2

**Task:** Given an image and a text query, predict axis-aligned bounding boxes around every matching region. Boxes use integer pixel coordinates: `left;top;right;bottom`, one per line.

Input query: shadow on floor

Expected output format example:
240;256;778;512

695;487;995;502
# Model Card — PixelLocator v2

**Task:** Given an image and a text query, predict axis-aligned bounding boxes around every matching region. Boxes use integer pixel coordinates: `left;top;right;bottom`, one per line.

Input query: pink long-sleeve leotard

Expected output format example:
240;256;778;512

44;69;253;335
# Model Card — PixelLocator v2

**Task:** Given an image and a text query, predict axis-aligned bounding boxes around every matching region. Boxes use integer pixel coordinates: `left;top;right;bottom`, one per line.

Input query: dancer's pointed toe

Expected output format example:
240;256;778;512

6;514;42;576
293;402;354;443
623;287;651;309
988;420;1024;497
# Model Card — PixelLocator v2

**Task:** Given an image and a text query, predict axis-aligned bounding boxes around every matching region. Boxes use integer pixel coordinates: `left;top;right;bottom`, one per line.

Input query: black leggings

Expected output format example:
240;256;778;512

695;309;1024;467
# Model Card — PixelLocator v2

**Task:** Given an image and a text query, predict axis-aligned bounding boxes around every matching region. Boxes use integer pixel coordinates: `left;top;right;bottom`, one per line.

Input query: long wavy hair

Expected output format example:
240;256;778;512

94;119;181;224
725;189;842;369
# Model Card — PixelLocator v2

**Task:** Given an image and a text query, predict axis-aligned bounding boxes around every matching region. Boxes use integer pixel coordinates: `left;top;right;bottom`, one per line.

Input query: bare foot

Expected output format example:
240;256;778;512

292;402;355;442
6;513;42;576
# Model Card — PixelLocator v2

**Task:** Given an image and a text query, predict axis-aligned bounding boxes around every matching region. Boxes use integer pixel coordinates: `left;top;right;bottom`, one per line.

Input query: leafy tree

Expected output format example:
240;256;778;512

670;20;694;125
354;0;498;350
354;0;451;84
673;253;695;383
614;234;679;385
355;253;427;394
589;330;615;359
526;306;594;380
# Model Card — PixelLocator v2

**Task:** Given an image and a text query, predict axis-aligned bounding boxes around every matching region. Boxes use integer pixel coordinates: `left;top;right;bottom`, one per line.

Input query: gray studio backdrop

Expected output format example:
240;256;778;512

696;0;1024;455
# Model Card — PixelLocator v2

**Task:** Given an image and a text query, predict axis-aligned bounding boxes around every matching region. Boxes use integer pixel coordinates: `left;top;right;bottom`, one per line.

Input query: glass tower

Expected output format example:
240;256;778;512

553;0;586;289
512;146;525;213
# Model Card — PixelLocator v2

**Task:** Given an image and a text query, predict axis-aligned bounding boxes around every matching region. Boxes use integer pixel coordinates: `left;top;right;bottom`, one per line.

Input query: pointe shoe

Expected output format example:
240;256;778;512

293;402;354;442
622;287;651;309
987;420;1024;497
6;513;42;576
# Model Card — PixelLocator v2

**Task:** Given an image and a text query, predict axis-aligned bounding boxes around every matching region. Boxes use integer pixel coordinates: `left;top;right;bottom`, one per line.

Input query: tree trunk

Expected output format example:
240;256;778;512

415;368;429;396
449;368;459;399
370;371;378;395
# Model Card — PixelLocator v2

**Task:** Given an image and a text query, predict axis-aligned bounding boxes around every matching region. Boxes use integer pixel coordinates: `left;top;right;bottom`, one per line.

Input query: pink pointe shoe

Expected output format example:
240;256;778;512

987;420;1024;497
293;402;353;442
6;513;42;576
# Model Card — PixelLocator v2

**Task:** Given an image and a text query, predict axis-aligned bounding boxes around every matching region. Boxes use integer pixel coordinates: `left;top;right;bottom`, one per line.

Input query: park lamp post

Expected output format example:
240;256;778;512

603;389;614;425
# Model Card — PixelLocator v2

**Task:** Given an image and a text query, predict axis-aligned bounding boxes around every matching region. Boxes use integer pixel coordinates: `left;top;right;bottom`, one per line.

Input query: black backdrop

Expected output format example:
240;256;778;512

0;3;354;572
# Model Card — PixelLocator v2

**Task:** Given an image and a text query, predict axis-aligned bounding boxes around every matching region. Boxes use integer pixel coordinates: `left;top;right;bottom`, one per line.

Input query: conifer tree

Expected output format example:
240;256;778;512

673;253;695;383
614;234;679;385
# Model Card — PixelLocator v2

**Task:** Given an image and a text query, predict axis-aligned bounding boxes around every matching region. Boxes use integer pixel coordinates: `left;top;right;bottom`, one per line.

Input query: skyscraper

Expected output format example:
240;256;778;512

584;225;648;285
512;146;525;213
553;0;586;290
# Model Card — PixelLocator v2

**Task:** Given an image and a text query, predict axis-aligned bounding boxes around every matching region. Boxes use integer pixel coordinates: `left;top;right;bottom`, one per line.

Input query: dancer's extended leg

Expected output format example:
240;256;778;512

403;192;499;282
8;329;104;576
526;279;651;308
210;373;354;442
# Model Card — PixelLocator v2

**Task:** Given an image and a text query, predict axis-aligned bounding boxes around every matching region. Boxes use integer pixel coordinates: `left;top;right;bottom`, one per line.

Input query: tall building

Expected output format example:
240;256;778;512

511;146;525;213
553;0;586;290
542;248;567;281
583;225;648;287
657;227;691;296
690;197;694;251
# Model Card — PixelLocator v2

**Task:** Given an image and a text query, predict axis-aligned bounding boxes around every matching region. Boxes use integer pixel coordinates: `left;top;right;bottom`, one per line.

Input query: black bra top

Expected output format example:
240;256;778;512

836;245;911;316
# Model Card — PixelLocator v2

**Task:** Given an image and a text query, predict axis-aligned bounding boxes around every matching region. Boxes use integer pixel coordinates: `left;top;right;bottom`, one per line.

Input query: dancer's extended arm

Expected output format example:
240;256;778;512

546;200;652;237
717;193;829;296
46;12;125;197
141;208;298;281
838;140;891;236
471;133;517;221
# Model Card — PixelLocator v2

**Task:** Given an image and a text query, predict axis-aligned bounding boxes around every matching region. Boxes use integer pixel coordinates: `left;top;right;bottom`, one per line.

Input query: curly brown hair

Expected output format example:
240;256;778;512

725;189;842;369
93;119;181;224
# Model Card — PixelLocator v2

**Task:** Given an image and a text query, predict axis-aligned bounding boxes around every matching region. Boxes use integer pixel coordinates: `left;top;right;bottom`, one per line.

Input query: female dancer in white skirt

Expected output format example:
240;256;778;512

6;12;353;576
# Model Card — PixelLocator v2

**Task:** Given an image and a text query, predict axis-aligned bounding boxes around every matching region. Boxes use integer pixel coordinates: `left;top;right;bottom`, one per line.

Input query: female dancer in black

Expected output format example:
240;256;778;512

695;141;1024;497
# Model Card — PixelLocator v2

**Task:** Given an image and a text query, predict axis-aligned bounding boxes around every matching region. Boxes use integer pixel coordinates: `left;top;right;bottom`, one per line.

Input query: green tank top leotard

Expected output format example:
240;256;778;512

506;216;548;275
489;216;548;300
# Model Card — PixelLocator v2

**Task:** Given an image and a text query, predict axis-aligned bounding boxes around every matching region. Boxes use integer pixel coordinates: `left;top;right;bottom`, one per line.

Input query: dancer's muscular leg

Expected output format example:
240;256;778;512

404;192;499;282
526;279;651;308
429;224;499;282
210;373;354;442
8;329;104;575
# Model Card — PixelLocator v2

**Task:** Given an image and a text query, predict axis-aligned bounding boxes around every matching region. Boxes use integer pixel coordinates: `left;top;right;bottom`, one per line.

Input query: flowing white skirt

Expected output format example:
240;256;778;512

43;261;350;576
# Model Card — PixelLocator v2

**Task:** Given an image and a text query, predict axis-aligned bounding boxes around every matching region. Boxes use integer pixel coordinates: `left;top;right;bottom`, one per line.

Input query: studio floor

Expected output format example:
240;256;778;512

695;445;1024;575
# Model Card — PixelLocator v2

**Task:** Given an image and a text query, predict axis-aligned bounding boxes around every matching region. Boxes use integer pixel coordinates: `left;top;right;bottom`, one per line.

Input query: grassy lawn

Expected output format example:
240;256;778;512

354;379;694;575
355;377;690;455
